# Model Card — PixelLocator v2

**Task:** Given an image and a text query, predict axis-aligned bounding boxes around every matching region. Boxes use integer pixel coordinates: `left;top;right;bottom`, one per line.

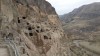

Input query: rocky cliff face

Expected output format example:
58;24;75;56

0;0;64;56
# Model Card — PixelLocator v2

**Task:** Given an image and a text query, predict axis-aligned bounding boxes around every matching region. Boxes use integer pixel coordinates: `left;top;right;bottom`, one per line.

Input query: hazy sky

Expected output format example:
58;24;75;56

46;0;100;15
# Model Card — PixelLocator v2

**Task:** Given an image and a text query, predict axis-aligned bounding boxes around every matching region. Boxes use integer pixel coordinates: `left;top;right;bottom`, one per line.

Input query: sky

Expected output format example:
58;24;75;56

46;0;100;15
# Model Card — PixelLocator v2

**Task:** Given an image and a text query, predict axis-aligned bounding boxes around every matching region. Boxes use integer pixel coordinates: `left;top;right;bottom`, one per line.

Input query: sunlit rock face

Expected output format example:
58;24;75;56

0;0;64;56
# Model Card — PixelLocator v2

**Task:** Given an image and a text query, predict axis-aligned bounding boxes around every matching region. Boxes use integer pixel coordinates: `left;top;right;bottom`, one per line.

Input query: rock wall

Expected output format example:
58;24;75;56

0;0;64;56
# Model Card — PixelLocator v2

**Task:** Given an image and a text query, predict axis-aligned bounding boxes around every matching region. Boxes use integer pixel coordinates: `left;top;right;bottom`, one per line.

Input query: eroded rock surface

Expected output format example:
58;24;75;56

0;0;64;56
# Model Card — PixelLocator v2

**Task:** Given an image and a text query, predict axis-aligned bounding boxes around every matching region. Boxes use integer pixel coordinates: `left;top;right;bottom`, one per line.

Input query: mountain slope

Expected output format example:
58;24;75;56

60;2;100;40
60;2;100;23
60;2;100;56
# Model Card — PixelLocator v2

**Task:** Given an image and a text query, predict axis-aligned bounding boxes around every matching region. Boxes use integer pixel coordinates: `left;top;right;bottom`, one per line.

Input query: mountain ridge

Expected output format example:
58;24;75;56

59;2;100;23
59;2;100;56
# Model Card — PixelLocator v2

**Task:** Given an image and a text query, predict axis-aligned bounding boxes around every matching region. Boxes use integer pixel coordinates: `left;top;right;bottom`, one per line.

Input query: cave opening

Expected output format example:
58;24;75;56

27;23;29;25
22;17;26;19
22;48;25;54
37;26;40;28
44;35;48;39
29;33;33;36
49;38;51;39
28;27;32;30
41;29;44;32
18;18;20;23
36;30;39;33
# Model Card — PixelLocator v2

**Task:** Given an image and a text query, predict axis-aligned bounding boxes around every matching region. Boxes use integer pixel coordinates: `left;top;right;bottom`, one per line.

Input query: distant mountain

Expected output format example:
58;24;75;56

59;3;100;56
60;2;100;23
60;2;100;40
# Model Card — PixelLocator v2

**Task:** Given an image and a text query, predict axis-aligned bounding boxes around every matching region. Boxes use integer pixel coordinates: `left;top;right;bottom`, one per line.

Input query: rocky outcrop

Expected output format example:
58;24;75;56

0;0;64;56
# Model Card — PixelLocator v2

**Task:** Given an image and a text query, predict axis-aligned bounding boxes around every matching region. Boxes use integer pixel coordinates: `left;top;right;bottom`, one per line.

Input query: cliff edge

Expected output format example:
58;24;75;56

0;0;64;56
